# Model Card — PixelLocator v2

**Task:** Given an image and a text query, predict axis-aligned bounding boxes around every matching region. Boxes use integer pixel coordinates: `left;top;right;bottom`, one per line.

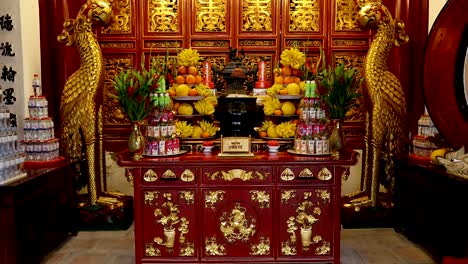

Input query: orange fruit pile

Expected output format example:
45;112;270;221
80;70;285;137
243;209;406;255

176;66;202;85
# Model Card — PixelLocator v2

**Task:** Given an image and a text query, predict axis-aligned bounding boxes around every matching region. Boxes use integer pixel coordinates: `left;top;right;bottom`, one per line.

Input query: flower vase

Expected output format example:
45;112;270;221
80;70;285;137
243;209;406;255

128;121;145;161
300;226;312;249
329;119;345;153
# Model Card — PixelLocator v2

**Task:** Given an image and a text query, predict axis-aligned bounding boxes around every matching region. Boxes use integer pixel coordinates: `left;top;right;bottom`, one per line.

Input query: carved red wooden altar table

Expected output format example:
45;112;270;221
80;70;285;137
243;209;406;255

118;150;357;264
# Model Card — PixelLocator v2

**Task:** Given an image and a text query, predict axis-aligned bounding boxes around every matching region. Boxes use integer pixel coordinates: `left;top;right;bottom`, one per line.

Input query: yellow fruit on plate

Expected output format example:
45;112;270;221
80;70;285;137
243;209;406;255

176;84;190;96
281;101;296;115
286;83;300;95
430;148;448;164
191;125;203;138
177;103;194;115
267;125;278;138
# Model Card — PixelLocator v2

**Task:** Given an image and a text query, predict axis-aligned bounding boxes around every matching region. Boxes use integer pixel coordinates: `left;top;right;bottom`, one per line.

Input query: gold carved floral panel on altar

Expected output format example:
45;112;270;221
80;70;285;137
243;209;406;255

335;0;361;31
241;0;274;32
103;54;135;125
141;190;197;258
145;40;183;49
333;38;368;47
203;167;272;183
202;189;274;259
194;0;228;32
278;188;333;258
287;0;321;32
192;40;230;49
100;42;135;49
101;0;132;35
286;39;322;48
147;0;180;33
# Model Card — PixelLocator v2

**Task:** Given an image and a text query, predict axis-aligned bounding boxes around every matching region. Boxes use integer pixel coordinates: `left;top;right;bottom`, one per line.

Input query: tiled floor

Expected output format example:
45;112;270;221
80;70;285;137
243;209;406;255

41;225;436;264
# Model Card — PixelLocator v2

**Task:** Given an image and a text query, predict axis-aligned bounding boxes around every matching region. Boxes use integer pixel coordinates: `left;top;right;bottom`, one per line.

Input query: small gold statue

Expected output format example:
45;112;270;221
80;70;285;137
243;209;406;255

344;0;409;209
57;0;112;206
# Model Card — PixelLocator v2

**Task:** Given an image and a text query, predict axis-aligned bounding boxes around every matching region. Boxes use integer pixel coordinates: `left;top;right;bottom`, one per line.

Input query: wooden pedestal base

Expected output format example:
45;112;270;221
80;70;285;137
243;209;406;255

78;193;134;231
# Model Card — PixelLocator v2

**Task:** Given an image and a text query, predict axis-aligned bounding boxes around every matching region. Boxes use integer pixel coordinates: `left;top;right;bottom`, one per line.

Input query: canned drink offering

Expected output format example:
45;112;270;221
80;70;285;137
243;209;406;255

316;139;323;154
307;140;315;154
159;140;166;155
173;138;180;153
151;141;159;155
166;139;173;155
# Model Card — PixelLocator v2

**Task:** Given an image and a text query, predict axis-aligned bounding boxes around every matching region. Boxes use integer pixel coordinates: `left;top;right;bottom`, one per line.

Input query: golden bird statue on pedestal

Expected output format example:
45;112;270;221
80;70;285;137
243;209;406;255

57;0;112;206
344;0;409;209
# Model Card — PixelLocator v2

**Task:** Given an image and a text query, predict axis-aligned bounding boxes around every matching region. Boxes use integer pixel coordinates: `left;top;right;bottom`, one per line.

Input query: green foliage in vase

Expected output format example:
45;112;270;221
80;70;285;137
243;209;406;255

111;53;170;122
317;49;364;120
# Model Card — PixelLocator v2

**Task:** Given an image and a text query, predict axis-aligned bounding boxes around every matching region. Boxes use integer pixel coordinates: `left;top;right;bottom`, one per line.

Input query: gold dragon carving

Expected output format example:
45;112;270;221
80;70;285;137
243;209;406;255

344;0;409;208
57;0;112;205
219;203;256;243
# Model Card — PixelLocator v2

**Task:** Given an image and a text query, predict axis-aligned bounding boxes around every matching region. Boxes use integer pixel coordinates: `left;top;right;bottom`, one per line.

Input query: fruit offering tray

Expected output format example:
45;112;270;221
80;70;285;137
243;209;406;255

171;96;204;101
274;94;302;100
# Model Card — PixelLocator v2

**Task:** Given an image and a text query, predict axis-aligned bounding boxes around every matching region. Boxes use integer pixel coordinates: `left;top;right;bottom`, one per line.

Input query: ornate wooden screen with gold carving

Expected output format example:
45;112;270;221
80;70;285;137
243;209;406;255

98;0;371;151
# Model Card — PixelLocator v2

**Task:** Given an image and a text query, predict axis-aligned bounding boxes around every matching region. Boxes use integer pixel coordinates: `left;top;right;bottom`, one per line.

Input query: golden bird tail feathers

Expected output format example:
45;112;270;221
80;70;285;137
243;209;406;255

60;129;83;164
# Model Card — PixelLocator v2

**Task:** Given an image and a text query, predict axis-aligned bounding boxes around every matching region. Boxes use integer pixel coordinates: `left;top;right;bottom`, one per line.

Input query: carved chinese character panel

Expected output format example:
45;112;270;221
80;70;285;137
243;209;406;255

282;0;323;35
236;0;280;37
140;189;198;259
189;0;231;36
202;188;274;259
144;0;185;36
277;188;334;258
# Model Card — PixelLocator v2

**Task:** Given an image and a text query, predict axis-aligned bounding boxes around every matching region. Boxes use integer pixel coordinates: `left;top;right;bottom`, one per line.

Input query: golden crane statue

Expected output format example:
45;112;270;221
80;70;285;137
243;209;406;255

57;0;112;206
344;0;409;209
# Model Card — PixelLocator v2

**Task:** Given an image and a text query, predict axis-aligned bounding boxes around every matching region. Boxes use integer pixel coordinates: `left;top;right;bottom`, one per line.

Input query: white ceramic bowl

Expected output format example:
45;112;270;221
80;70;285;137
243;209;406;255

203;146;214;152
268;146;280;153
